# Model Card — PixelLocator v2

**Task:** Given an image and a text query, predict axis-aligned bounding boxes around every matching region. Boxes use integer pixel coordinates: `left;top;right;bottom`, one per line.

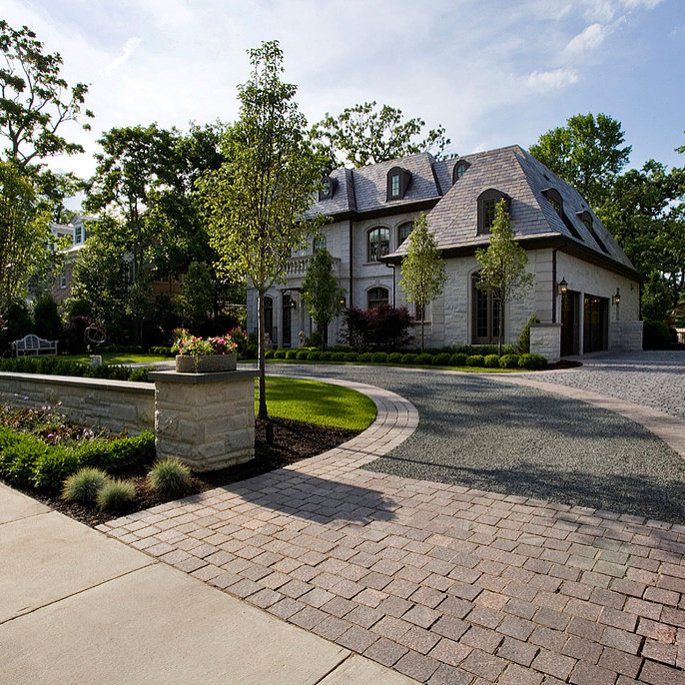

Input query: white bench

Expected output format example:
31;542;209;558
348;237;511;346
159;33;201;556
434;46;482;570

11;334;58;357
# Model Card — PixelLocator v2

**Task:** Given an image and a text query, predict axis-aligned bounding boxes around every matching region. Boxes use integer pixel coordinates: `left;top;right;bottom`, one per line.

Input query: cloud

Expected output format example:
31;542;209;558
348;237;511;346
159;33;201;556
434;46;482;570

622;0;665;9
564;23;606;56
525;68;579;91
105;37;142;72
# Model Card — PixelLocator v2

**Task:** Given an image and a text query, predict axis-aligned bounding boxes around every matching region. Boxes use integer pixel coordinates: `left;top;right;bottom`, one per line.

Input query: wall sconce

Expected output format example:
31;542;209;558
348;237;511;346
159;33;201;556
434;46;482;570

612;288;621;306
339;297;346;307
555;277;568;297
289;299;297;310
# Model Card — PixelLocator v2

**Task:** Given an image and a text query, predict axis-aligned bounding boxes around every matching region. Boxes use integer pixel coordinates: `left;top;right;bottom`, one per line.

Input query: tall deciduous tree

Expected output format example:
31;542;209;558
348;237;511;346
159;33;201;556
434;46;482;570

529;113;630;209
198;41;322;423
475;200;535;355
301;248;345;349
311;101;450;169
398;213;447;350
0;160;50;312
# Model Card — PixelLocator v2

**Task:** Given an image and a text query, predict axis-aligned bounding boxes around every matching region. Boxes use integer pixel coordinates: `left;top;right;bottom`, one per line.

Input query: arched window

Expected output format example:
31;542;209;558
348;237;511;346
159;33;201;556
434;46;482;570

367;227;390;261
398;222;414;246
544;188;563;216
386;166;411;201
313;234;326;252
477;189;510;235
367;286;389;310
318;176;337;201
471;273;501;344
452;159;470;184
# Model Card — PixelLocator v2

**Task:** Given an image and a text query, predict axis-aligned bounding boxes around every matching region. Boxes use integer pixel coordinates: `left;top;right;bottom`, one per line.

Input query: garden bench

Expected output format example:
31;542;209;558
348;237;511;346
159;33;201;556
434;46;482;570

11;334;58;357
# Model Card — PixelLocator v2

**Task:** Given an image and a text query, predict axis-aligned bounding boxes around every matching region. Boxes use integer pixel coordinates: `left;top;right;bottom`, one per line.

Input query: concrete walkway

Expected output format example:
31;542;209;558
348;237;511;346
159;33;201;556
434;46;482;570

0;482;413;684
101;373;685;684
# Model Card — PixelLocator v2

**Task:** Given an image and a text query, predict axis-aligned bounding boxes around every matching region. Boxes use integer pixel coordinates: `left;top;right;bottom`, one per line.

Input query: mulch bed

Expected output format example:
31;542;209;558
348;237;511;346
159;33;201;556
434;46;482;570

10;417;359;528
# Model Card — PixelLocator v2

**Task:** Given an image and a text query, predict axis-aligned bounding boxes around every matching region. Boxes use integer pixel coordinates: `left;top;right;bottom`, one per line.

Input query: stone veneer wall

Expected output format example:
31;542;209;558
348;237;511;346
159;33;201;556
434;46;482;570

530;323;562;363
0;372;154;435
609;321;644;352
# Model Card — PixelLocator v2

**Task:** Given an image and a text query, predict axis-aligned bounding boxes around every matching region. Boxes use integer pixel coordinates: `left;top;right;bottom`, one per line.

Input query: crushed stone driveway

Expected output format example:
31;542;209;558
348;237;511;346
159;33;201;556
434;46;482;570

102;360;685;684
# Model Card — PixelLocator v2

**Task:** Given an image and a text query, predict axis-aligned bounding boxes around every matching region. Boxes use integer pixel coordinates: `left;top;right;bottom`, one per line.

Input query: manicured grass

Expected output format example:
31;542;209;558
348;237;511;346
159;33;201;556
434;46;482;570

59;353;168;364
257;377;376;431
265;358;522;373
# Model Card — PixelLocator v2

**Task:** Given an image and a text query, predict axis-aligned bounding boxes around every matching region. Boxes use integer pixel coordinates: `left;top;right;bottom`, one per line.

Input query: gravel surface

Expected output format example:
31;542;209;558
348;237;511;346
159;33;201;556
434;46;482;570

526;350;685;419
263;363;685;524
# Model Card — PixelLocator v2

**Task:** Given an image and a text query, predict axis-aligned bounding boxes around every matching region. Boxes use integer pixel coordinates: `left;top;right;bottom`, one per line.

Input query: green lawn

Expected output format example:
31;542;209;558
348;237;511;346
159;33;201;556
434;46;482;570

59;353;169;364
257;377;376;431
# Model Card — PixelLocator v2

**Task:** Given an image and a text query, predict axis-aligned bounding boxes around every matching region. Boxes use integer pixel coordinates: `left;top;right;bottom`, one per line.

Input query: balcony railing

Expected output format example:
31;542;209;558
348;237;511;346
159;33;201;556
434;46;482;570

285;254;341;278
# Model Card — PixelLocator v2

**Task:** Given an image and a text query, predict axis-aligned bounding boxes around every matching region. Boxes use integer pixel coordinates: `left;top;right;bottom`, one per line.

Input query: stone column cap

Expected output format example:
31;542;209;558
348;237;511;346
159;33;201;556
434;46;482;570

530;322;562;329
150;370;258;384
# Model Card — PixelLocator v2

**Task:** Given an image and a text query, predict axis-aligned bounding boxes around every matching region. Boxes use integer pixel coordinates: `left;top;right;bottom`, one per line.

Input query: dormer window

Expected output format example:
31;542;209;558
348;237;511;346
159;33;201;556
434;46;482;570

576;210;609;254
477;189;510;235
74;224;83;244
386;167;411;201
318;176;337;201
544;188;563;216
452;160;470;184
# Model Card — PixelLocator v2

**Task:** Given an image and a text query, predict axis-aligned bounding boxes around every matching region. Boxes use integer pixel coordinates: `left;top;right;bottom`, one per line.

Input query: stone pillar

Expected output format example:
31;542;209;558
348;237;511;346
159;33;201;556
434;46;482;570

609;321;643;352
530;323;562;363
150;370;257;472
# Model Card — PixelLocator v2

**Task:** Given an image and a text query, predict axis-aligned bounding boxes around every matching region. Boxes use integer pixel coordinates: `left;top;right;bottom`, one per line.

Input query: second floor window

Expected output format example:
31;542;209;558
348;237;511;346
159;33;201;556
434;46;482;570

313;235;326;252
477;189;510;235
398;222;414;246
367;227;390;262
74;225;82;244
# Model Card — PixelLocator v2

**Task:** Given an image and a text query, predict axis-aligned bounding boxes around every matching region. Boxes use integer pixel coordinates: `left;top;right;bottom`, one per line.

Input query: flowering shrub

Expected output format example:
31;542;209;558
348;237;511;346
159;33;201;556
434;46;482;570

227;327;247;355
171;328;237;356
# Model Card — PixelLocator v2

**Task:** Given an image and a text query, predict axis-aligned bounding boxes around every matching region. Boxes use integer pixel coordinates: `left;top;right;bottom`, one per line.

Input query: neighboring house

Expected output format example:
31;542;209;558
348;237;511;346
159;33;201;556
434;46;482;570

49;215;93;302
246;145;642;360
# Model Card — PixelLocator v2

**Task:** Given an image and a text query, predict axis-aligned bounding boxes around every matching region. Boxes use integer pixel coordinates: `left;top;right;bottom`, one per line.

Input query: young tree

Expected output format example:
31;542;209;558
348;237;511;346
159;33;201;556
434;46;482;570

529;113;630;209
311;101;450;169
475;200;535;355
398;213;447;350
301;248;345;349
176;261;214;330
198;41;322;424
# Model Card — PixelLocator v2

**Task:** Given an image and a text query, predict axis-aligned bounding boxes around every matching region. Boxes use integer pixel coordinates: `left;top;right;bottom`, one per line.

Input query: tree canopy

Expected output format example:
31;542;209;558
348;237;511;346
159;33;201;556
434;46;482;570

198;40;322;421
529;113;630;209
311;101;450;169
398;213;447;350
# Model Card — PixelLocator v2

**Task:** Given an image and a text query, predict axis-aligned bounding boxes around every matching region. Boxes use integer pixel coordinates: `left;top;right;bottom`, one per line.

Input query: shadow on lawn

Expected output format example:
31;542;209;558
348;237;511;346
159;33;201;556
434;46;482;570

216;469;396;525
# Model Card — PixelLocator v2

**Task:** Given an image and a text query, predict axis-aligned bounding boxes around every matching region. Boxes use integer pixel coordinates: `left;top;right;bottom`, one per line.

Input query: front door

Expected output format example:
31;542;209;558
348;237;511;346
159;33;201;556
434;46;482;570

472;274;501;344
583;294;608;353
282;294;292;347
560;290;579;356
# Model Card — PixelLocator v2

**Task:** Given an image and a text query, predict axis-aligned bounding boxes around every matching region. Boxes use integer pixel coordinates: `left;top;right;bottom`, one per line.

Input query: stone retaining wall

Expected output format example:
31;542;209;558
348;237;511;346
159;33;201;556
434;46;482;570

0;372;154;435
609;320;644;352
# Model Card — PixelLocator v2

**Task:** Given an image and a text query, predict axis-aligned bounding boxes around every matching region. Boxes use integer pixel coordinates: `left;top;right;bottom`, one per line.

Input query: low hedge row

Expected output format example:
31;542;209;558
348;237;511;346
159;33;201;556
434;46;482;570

264;348;547;370
0;428;156;490
0;357;152;382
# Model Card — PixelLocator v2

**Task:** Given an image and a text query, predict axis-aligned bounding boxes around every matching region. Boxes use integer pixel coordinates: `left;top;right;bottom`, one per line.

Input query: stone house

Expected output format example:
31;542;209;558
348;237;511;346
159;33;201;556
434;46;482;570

246;145;642;360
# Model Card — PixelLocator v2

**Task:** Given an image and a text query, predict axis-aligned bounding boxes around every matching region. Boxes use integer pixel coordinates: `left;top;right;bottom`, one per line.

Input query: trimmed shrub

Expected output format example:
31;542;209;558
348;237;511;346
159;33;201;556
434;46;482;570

306;350;321;361
401;353;418;365
433;352;451;366
415;353;433;365
33;448;81;490
344;352;358;362
499;354;520;368
285;350;298;360
331;352;346;362
97;479;136;511
62;468;109;504
264;349;274;359
387;352;402;364
296;350;309;360
273;349;286;359
484;354;500;368
519;353;547;370
147;459;191;498
466;355;485;367
127;368;151;382
450;353;468;367
372;352;388;363
320;351;333;361
358;352;373;362
517;315;540;354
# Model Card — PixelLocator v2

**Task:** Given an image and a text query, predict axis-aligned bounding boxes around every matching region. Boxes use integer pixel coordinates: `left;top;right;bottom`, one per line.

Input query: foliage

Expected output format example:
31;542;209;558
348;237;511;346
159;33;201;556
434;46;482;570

518;353;547;370
401;353;418;365
342;305;412;350
301;248;345;349
484;354;500;368
499;353;520;368
33;294;62;340
517;314;540;354
96;479;136;511
399;213;447;350
0;160;51;310
415;353;432;365
450;353;468;366
198;41;322;422
311;101;450;169
529;113;630;208
171;328;237;356
227;327;248;355
61;467;109;504
0;356;152;382
643;321;675;349
466;355;485;367
387;352;402;364
147;458;191;498
475;200;535;354
176;261;214;329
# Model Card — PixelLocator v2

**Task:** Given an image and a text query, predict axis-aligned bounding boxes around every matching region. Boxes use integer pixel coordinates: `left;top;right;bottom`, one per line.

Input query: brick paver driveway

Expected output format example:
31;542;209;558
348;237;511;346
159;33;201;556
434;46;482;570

103;366;685;684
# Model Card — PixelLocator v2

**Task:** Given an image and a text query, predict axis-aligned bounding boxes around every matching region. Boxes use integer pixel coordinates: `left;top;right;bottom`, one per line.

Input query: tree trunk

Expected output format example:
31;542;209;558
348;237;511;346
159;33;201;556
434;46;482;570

421;314;425;351
257;290;272;446
497;293;504;356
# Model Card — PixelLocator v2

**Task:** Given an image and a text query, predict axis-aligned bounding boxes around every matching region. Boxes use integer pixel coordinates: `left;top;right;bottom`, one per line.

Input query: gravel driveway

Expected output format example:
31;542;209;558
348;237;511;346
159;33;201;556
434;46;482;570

265;363;685;524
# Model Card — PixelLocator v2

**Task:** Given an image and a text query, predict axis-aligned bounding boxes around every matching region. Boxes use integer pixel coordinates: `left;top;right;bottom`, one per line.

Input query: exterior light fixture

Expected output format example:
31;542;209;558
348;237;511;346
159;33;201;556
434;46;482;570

612;288;621;305
289;299;297;310
556;277;568;296
339;297;346;306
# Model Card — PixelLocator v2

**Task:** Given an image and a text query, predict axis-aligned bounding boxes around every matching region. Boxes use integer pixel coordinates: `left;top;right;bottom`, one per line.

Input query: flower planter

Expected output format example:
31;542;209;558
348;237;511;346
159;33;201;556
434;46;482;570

175;353;237;373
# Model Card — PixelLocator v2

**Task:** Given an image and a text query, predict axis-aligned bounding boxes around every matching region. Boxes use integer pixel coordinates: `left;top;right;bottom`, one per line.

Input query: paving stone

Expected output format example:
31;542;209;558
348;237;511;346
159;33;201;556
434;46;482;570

638;659;685;685
568;661;617;685
429;637;472;667
499;663;544;684
496;636;539;667
398;625;441;654
460;649;508;680
363;637;408;667
461;626;504;654
427;662;474;685
531;649;577;680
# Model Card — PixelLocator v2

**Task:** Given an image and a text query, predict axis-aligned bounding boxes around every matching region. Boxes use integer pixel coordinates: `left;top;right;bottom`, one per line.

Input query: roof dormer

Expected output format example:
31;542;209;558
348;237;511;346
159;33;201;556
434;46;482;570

318;175;337;201
386;166;411;201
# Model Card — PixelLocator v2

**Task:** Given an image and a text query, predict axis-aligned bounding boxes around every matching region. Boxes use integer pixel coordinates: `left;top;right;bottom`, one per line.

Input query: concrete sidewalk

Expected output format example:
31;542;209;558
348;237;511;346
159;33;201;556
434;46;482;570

0;483;414;684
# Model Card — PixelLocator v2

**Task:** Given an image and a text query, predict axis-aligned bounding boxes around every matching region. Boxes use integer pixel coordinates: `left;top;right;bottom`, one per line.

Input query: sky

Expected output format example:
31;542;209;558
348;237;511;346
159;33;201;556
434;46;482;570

4;0;685;196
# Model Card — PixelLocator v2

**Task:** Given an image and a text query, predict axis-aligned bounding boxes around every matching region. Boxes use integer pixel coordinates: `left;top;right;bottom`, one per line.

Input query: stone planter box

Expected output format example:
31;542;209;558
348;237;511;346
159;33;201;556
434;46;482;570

175;353;237;373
